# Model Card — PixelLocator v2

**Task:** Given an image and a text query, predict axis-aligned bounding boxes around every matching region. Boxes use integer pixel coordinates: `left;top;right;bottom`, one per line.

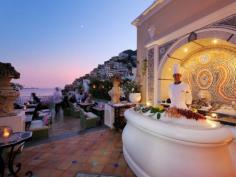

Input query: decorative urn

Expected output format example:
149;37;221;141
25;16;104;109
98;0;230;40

0;62;20;117
129;93;141;103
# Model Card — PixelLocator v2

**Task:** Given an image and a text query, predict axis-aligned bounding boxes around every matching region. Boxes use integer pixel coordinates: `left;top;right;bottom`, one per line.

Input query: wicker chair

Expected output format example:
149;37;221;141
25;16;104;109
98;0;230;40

79;107;100;130
64;103;80;118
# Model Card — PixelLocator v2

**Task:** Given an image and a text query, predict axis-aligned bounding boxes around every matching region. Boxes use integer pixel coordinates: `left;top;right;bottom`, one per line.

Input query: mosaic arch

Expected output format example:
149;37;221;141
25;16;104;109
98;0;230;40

157;26;236;104
181;46;236;104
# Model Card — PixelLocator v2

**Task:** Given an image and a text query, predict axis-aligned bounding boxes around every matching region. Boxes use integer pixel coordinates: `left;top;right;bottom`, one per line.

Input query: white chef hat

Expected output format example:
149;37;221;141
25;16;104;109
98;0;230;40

173;64;182;75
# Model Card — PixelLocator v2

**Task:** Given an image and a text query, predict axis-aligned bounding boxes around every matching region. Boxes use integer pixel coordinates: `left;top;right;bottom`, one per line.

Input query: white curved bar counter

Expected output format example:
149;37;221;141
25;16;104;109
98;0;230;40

122;109;236;177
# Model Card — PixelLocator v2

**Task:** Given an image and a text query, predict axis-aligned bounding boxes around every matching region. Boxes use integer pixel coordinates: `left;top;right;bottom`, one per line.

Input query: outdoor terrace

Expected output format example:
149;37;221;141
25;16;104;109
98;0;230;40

15;129;136;177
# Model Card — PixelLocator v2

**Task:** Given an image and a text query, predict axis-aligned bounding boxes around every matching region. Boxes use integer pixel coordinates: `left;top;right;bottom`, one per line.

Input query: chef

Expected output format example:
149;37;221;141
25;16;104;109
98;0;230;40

168;64;192;109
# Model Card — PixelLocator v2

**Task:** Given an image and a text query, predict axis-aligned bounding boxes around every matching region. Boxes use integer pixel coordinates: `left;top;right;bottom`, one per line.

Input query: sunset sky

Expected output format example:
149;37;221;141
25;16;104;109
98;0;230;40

0;0;153;88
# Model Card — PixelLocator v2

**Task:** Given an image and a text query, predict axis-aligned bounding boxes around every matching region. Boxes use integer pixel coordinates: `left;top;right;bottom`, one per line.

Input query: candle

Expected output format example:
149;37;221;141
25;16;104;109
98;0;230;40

3;128;10;138
0;126;12;138
211;113;217;118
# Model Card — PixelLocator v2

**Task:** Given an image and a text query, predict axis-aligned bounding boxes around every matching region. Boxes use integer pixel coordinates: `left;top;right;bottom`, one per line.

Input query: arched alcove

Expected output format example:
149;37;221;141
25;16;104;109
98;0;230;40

157;30;236;104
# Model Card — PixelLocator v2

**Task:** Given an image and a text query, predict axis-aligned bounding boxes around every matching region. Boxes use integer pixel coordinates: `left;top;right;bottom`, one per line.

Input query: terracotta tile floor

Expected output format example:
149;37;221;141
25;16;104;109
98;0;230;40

14;129;136;177
49;116;81;137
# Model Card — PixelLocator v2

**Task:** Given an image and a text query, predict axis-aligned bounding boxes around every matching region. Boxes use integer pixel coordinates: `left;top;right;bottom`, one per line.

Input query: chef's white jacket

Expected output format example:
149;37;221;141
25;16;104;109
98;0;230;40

168;82;192;109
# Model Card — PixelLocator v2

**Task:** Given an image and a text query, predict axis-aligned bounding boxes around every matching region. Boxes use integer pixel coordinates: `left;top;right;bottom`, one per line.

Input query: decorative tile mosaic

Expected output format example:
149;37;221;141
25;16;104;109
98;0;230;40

182;47;236;104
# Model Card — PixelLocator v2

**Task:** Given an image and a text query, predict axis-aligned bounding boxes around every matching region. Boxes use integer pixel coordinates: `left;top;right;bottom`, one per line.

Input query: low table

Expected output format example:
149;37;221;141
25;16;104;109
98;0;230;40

26;104;38;109
0;131;33;177
78;102;94;111
109;102;136;130
24;115;33;130
91;106;104;125
25;108;35;115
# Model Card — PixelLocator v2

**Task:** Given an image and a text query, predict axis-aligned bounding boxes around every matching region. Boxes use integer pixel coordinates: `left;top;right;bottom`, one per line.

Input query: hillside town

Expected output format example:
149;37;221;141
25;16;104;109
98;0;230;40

68;49;137;90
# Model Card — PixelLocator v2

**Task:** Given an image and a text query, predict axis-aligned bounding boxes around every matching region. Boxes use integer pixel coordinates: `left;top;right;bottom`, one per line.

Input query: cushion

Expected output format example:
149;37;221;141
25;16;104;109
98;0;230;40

41;109;51;113
29;120;49;130
43;115;49;125
85;112;98;119
31;120;43;127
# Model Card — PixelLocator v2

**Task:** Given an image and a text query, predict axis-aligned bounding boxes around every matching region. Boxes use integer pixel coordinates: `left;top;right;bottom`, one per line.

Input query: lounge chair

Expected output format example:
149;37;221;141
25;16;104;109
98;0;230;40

79;107;100;130
63;103;80;118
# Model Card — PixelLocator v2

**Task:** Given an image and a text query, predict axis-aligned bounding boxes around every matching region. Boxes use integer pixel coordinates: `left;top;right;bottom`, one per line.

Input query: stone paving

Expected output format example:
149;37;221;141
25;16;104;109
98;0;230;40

49;116;81;137
15;129;136;177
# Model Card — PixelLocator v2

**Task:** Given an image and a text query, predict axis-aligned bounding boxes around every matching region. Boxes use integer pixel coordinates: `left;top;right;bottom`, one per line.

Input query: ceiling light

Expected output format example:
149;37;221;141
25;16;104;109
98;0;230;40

184;48;188;52
212;39;218;44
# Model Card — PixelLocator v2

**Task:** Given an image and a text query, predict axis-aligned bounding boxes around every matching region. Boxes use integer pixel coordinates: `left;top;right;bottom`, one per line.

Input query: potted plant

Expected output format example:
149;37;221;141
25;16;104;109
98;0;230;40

122;80;141;103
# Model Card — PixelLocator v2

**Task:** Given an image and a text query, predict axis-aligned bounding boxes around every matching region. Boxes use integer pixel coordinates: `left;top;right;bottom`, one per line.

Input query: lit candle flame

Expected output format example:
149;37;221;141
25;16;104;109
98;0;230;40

3;128;10;138
211;113;217;118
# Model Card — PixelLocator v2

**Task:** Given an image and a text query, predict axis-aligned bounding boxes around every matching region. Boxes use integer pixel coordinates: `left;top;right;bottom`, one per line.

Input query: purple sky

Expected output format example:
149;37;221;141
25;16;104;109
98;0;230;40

0;0;153;88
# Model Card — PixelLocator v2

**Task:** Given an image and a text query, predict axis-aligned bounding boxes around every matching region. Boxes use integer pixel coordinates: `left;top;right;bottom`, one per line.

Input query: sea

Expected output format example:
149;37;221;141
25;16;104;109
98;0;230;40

18;88;55;104
20;88;54;97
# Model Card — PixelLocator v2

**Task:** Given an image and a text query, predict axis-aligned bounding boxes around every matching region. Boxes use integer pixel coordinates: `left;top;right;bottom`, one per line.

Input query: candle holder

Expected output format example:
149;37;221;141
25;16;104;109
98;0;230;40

0;126;13;138
211;113;218;119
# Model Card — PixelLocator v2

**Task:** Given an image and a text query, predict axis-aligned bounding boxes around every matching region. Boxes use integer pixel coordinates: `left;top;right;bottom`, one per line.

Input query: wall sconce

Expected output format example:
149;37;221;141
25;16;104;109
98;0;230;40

183;48;188;53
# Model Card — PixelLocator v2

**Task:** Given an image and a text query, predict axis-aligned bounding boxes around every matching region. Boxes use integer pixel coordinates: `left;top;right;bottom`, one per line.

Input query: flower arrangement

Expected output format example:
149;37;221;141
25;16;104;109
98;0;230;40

134;104;165;119
122;80;140;94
